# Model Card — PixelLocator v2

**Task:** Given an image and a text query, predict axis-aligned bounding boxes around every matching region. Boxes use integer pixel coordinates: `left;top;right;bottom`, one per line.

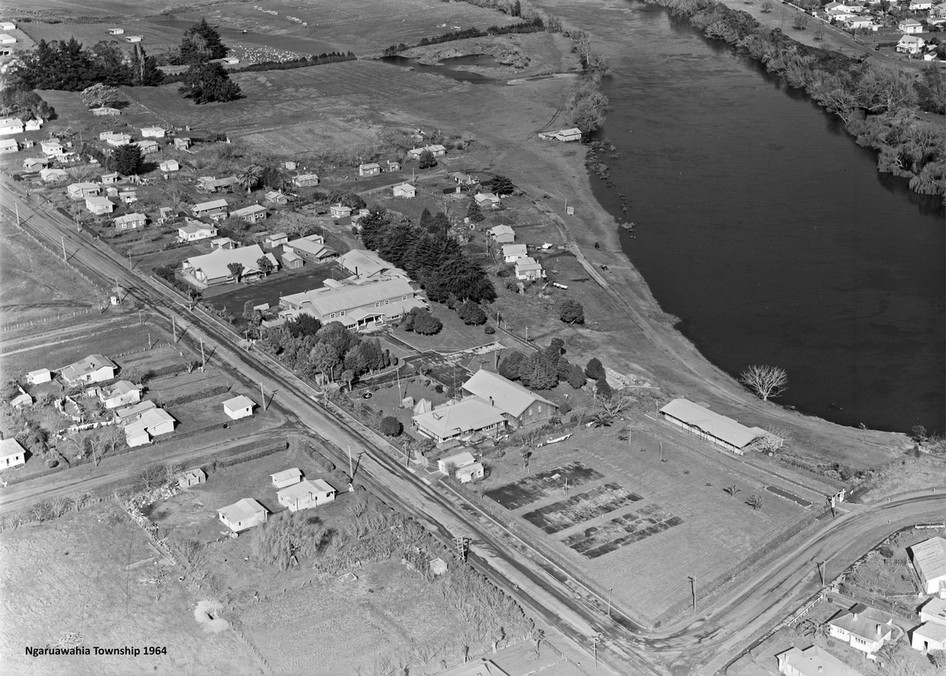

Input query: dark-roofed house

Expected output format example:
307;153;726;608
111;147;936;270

284;234;337;263
197;175;238;193
659;398;766;455
61;354;117;386
461;369;557;429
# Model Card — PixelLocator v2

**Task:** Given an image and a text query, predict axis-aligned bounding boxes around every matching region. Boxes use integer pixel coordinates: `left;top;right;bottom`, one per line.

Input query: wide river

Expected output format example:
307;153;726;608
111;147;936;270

589;3;944;434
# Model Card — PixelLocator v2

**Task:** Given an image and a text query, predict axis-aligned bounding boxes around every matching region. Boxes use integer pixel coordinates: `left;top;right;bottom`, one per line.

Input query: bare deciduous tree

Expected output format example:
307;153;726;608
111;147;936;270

739;365;788;401
753;427;791;454
591;389;633;426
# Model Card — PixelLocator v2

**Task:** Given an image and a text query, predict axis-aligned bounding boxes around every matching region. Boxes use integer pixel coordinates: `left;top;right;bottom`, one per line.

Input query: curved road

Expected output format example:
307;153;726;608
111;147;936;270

2;179;942;675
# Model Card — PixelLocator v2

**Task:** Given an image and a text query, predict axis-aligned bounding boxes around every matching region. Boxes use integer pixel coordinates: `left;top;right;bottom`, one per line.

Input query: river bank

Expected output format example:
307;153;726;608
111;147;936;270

487;0;915;463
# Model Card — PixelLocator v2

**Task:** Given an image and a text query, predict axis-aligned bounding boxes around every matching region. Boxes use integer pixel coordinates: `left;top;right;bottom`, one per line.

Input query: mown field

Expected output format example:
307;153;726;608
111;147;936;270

0;218;104;328
0;500;258;676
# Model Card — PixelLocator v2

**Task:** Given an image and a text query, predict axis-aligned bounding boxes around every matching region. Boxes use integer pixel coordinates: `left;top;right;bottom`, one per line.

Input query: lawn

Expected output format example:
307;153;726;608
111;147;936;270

386;303;510;354
0;500;257;675
205;263;338;318
0;217;105;327
474;418;813;625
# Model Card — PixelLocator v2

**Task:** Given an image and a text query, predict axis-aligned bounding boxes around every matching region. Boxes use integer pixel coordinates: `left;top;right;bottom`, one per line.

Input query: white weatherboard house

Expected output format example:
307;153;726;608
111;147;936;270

284;234;337;263
85;196;115;215
232;204;267;223
910;537;946;597
68;182;101;199
338;249;405;279
178;220;218;242
0;438;27;469
223;395;255;420
98;380;141;409
358;162;381;177
414;399;506;444
0;117;23;135
140;126;165;138
515;256;544;281
488;224;515;243
392;182;416;198
26;368;52;385
461;369;558;429
897;35;926;55
475;192;501;208
114;213;146;231
271;468;303;489
502;243;528;263
191;198;229;220
277;479;336;512
912;597;946;653
329;203;351;219
827;603;901;657
292;173;320;187
776;645;864;676
659;398;766;454
124;407;176;447
899;18;924;34
218;498;267;533
159;159;179;173
0;138;17;154
60;354;116;386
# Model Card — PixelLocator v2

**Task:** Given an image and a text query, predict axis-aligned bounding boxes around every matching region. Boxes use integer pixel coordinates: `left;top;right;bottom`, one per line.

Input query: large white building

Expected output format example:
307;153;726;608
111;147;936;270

182;245;278;286
279;276;424;331
659;398;766;455
910;537;946;597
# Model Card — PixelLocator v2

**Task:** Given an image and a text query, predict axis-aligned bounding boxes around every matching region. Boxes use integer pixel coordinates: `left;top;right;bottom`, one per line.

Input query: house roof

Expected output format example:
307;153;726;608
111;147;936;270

915;622;946;642
462;369;554;419
232;204;266;217
0;138;17;149
911;537;946;582
278;478;334;501
475;192;499;203
287;235;334;258
282;277;415;317
87;197;114;209
102;380;139;398
515;256;542;271
338;249;401;278
920;597;946;625
660;398;765;448
489;225;515;237
184;244;269;281
69;182;99;191
27;368;51;378
114;213;145;224
223;395;255;411
827;604;895;642
115;400;157;421
414;398;506;439
124;407;175;434
0;437;26;459
179;222;215;235
193;199;228;212
265;232;289;241
272;468;302;483
218;498;266;523
441;451;476;467
359;162;380;169
775;645;865;676
281;251;302;264
502;243;527;257
61;354;116;382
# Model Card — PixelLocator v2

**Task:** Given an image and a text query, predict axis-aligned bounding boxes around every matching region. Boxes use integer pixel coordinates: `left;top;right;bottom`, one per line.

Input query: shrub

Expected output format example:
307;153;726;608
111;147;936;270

380;416;403;437
411;308;443;335
585;357;605;381
484;324;495;335
558;298;585;324
567;364;587;389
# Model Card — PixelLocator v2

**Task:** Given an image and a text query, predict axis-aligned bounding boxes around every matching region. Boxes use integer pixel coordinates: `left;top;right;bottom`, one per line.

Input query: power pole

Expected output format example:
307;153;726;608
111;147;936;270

61;235;67;261
817;560;826;585
592;634;600;674
607;588;613;618
260;381;266;411
14;202;20;225
396;366;402;403
172;315;177;342
200;338;205;370
147;331;152;350
454;536;469;562
347;444;354;480
659;441;664;462
688;575;696;611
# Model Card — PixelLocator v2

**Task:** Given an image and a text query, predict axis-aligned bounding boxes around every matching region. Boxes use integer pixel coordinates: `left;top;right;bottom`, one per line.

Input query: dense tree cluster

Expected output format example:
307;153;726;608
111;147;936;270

382;17;545;56
497;338;585;391
485;174;515;196
569;74;609;134
177;18;229;65
12;38;163;90
466;199;485;223
327;190;367;210
360;208;496;304
259;317;392;388
401;307;443;335
179;61;241;104
0;83;55;121
113;144;144;176
558;298;585;324
584;356;612;398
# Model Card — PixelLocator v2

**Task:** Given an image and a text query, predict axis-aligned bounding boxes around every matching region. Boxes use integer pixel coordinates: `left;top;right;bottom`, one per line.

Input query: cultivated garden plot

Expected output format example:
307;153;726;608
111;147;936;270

484;461;604;510
521;482;643;535
562;503;684;559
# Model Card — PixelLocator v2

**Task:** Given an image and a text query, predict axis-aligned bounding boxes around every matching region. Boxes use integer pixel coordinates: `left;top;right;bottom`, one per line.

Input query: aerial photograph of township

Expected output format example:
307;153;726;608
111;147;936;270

0;0;942;674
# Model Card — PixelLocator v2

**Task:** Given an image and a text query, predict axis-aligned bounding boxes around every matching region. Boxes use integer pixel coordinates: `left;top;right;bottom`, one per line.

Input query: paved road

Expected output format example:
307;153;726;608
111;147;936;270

2;180;943;675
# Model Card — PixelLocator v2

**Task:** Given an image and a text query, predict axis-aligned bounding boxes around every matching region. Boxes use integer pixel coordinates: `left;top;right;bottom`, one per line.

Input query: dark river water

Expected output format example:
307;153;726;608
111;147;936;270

590;4;945;434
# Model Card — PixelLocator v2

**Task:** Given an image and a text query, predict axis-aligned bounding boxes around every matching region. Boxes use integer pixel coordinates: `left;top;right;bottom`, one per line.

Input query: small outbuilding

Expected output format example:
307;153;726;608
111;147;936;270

456;462;485;484
178;468;207;488
437;451;476;475
218;498;268;533
271;468;303;489
223;395;255;420
25;368;52;385
0;438;27;470
277;479;336;512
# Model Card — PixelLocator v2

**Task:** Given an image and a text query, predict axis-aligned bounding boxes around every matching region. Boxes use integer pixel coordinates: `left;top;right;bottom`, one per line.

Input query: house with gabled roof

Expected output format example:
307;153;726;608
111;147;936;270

437;450;476;474
502;243;528;263
461;369;558;429
413;398;507;444
776;645;864;676
0;117;23;135
98;380;142;409
68;182;102;200
197;175;238;193
178;220;218;242
329;203;351;219
100;131;131;147
515;256;544;281
232;204;267;223
392;182;416;198
897;34;926;54
292;173;320;187
827;602;902;657
124;407;176;447
358;162;381;176
159;159;179;173
272;468;303;489
284;234;337;263
488;225;515;243
217;498;267;533
277;479;336;512
338;249;405;279
475;192;501;209
114;212;146;231
223;395;255;420
0;438;27;470
912;597;946;652
41;140;65;157
659;398;766;454
183;244;278;286
60;354;116;386
0;138;17;154
279;276;424;331
899;18;924;34
40;168;68;183
910;537;946;597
